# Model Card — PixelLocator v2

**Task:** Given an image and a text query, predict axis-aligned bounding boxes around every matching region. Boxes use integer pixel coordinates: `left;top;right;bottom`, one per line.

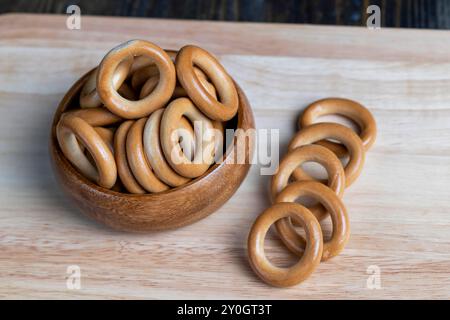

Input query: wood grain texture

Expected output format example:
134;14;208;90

0;14;449;299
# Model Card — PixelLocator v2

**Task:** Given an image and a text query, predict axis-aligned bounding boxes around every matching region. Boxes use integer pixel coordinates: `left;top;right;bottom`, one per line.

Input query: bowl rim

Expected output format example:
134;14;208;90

50;68;253;199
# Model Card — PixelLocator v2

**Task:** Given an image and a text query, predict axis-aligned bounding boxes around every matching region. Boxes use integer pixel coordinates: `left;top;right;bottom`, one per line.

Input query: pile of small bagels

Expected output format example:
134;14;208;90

56;40;239;193
247;98;377;287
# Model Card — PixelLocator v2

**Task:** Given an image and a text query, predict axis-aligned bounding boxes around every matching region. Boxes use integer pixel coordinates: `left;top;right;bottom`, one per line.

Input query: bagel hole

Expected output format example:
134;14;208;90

311;114;360;134
292;195;319;209
299;161;329;181
77;138;96;167
340;154;350;168
85;150;96;167
178;135;194;162
117;79;139;101
310;114;360;151
194;66;217;97
263;223;299;268
319;215;333;242
292;223;307;240
196;66;212;82
326;138;342;144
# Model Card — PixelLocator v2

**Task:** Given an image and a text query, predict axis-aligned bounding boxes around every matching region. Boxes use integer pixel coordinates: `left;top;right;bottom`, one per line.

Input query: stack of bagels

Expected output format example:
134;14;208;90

56;40;239;193
247;98;377;287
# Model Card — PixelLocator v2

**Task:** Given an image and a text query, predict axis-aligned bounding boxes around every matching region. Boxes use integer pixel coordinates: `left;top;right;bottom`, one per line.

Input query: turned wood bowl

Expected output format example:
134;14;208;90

49;69;255;232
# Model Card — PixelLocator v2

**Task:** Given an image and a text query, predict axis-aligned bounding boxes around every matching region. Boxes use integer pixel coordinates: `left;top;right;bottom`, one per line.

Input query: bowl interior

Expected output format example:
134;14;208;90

51;68;251;199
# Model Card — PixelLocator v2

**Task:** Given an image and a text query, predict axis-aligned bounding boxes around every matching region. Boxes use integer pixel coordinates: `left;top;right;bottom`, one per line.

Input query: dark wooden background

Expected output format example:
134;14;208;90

1;0;449;29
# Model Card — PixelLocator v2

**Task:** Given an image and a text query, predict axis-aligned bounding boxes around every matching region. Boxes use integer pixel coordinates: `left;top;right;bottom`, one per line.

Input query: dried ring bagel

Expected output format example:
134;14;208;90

160;97;215;178
97;40;176;119
126;118;169;193
117;82;137;101
176;45;238;121
114;120;146;194
64;107;122;126
288;123;365;187
271;145;345;220
131;64;159;89
247;202;323;287
143;109;193;187
275;181;350;261
56;114;117;189
299;98;377;157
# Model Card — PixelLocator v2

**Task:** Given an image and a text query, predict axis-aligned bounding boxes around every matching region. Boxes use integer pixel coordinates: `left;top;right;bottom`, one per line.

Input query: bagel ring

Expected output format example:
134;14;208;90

143;109;193;187
114;120;146;194
160;98;215;178
93;127;123;193
299;98;377;158
247;202;323;287
275;181;350;261
131;64;159;89
176;45;238;121
79;57;132;109
56;114;117;188
97;40;176;119
64;107;122;127
117;82;137;101
126;118;169;193
289;123;365;187
271;145;346;220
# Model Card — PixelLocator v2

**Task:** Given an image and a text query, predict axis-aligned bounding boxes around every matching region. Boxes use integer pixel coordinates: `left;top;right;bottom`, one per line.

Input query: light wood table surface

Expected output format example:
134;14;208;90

0;14;449;299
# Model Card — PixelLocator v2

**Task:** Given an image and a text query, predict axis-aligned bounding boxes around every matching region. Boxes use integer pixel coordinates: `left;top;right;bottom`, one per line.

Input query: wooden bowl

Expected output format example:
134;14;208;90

49;70;255;232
